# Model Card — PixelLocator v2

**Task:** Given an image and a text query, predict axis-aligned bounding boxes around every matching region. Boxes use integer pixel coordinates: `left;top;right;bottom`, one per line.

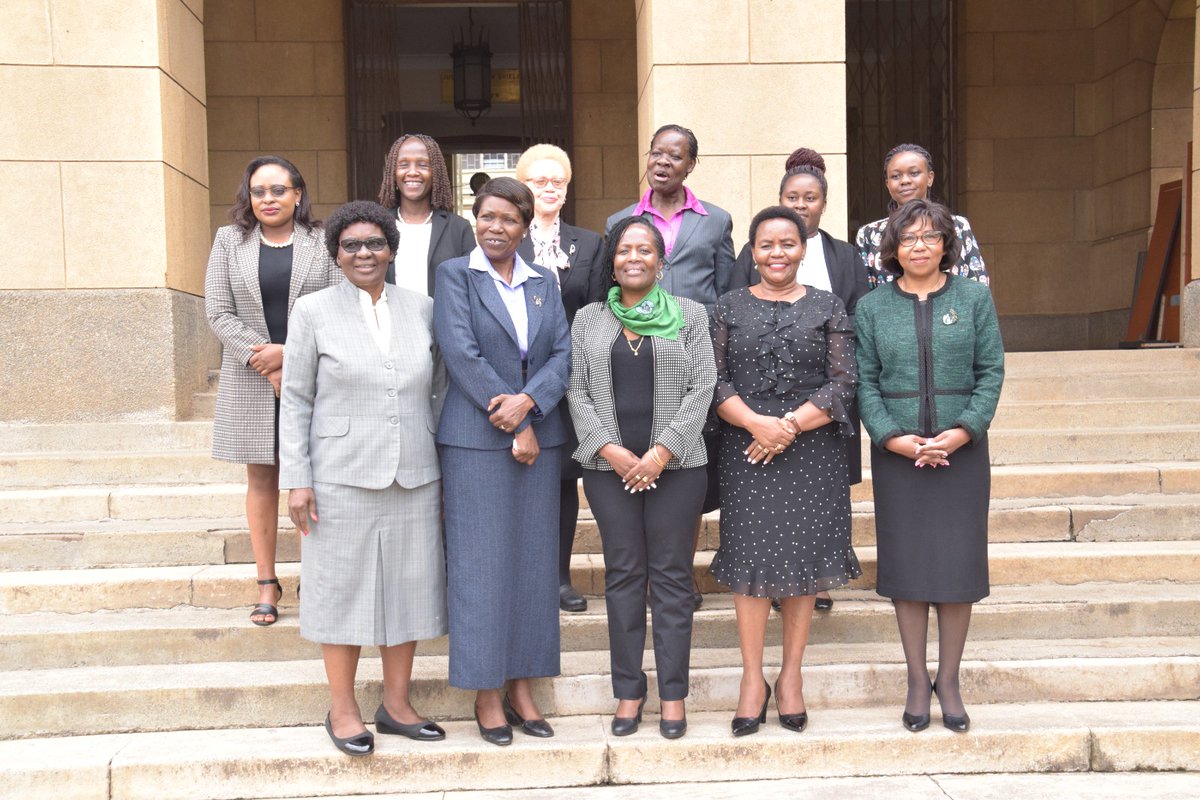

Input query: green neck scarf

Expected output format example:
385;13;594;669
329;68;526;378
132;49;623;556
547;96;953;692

606;283;684;341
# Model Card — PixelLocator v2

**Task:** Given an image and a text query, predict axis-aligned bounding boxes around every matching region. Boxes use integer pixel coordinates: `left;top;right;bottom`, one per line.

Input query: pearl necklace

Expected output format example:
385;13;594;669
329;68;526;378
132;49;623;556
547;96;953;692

260;231;294;248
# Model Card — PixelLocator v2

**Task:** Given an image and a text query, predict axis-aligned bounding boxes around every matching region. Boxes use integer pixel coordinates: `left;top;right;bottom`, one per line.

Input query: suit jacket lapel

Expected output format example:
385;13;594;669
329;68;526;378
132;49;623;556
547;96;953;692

820;229;850;302
287;227;319;314
523;271;547;349
235;224;264;309
470;267;521;348
667;210;702;264
426;211;449;288
558;226;586;293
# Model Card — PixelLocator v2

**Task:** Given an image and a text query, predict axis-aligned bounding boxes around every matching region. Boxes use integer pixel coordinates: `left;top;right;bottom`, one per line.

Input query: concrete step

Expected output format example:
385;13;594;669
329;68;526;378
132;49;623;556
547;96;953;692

0;422;213;454
2;702;1197;798
3;583;1197;669
999;371;1200;400
1001;347;1200;374
990;397;1200;428
2;639;1197;739
190;391;216;420
0;451;242;488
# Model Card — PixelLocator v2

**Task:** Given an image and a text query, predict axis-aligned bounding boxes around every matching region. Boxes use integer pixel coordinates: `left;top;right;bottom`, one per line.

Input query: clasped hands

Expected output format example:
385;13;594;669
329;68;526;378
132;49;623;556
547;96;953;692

886;428;971;468
744;414;798;465
249;343;284;397
600;443;672;492
489;393;539;465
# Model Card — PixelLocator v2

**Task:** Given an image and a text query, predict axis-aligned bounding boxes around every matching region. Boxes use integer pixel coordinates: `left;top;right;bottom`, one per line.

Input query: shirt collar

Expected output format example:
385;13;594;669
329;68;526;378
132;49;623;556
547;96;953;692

469;246;536;288
357;285;388;307
632;187;708;220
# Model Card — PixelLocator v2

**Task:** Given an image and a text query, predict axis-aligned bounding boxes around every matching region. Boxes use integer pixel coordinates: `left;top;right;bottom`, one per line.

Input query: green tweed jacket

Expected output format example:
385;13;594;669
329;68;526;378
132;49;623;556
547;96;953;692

854;274;1004;446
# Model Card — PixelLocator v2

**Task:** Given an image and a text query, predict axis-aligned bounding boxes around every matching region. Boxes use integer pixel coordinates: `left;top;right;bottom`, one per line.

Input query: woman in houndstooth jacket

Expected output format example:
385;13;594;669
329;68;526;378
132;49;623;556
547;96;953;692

205;155;340;627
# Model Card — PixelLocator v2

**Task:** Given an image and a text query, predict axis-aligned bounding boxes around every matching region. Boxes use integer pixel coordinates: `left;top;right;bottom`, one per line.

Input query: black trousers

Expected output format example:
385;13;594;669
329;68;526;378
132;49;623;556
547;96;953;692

583;466;706;701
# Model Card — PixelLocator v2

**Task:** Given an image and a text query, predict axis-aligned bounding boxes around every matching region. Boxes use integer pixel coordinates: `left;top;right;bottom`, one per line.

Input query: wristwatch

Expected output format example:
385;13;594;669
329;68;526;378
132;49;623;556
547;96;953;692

783;411;800;432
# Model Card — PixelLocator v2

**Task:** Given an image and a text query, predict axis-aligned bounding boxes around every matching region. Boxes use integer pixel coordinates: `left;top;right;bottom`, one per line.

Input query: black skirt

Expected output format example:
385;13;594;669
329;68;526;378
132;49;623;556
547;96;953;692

871;435;991;603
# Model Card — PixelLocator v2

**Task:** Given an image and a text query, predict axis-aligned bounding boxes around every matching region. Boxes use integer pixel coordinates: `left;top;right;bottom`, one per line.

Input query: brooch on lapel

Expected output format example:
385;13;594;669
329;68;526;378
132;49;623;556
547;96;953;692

534;295;543;306
569;243;576;255
942;308;959;325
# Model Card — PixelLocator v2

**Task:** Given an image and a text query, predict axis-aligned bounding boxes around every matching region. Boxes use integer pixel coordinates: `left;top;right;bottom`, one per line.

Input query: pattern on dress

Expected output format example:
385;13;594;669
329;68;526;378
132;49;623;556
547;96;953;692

855;214;989;288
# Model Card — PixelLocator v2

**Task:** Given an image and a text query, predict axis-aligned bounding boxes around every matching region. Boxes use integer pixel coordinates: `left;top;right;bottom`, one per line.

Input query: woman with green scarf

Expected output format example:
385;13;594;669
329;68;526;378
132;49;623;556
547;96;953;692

567;216;717;740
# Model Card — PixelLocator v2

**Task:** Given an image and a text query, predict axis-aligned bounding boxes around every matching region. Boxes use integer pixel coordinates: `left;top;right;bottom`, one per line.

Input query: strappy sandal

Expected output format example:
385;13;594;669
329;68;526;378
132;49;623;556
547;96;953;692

250;578;283;626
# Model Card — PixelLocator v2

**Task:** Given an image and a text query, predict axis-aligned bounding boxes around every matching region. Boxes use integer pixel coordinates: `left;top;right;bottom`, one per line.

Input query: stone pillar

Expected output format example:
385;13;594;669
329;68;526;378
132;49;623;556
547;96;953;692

0;0;214;423
634;0;848;242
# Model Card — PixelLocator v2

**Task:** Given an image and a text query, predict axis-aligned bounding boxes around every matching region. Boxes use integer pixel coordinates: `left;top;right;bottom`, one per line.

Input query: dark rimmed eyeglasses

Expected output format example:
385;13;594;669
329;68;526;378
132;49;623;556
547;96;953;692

339;237;389;253
249;185;295;199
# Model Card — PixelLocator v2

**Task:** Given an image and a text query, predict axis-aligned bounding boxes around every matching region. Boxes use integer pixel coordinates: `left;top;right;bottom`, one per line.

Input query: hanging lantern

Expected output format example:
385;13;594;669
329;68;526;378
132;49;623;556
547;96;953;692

451;10;492;124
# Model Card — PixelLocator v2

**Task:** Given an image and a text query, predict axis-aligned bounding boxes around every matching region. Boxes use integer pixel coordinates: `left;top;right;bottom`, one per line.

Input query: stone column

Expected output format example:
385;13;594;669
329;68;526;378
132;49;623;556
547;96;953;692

0;0;214;423
634;0;847;241
1187;0;1200;346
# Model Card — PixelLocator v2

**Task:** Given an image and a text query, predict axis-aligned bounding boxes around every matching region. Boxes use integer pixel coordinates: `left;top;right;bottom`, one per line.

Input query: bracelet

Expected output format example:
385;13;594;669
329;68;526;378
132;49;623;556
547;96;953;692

650;448;668;468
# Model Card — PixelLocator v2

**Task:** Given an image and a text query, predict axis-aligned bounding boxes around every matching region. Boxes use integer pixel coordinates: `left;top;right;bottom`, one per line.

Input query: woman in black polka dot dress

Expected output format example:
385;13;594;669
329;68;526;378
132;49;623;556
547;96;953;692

709;206;861;736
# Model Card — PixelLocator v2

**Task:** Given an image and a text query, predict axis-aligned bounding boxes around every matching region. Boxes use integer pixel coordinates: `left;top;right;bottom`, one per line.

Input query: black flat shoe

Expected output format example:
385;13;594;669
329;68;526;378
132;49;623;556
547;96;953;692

774;679;807;733
250;578;283;627
559;583;588;612
692;592;704;611
325;712;374;756
474;710;513;746
902;681;933;732
503;694;554;738
732;680;770;736
374;703;445;741
814;594;833;611
659;715;687;739
611;696;646;736
770;598;782;613
933;682;971;732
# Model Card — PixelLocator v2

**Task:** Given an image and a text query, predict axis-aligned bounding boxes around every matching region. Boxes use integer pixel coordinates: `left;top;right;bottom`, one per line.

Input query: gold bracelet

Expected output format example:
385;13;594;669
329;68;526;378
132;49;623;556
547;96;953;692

650;448;668;468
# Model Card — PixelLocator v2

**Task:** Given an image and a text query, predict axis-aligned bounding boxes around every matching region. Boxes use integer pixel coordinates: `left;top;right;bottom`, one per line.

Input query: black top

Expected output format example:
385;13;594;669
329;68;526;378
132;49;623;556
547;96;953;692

611;333;655;454
258;243;293;344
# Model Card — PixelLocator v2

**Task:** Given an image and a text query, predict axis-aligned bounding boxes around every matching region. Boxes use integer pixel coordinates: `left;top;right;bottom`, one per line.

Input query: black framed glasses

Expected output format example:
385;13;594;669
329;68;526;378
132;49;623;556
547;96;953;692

339;237;389;253
898;230;944;247
249;185;295;199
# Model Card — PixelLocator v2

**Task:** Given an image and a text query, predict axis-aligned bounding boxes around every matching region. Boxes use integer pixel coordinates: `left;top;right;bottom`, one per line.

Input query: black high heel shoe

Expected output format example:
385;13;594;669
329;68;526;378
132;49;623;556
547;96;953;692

324;712;374;756
474;708;513;746
732;680;770;736
611;696;647;736
902;682;933;732
932;681;971;732
774;678;807;733
659;704;687;739
503;694;554;738
374;703;446;741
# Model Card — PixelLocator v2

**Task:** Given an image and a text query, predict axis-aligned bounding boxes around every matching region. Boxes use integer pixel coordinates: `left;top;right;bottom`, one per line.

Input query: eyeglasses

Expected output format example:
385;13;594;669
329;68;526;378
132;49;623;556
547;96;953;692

898;230;944;247
527;177;567;190
249;185;295;199
339;237;389;253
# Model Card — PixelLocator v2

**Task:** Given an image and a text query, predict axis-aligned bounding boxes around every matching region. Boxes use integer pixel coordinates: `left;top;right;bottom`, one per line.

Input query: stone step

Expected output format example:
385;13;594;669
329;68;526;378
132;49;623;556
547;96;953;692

2;639;1197;739
190;391;216;419
3;583;1197;669
0;422;213;454
990;397;1200;428
1001;347;1200;374
999;371;1200;401
2;701;1197;798
0;451;241;488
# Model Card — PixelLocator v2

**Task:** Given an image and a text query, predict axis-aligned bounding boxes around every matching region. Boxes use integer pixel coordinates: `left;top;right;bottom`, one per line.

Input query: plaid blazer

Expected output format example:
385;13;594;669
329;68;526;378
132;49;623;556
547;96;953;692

205;223;340;464
568;296;716;470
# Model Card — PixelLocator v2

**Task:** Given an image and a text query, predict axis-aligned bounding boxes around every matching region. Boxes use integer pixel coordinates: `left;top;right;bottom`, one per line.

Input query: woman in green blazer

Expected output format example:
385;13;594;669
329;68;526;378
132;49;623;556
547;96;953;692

854;199;1004;735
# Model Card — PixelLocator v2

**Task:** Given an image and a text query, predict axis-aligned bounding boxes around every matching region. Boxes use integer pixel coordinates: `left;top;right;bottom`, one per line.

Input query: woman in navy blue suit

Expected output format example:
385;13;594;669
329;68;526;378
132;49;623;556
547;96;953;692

433;177;572;747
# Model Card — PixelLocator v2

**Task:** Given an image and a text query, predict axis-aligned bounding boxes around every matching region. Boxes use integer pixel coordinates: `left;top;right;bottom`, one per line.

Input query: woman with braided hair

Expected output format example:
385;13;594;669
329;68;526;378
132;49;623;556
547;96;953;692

377;133;475;295
855;143;989;289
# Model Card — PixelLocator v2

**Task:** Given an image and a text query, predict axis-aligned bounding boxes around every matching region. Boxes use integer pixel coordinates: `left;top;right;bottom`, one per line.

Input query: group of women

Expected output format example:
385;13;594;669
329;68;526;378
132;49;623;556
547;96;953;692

204;126;1003;756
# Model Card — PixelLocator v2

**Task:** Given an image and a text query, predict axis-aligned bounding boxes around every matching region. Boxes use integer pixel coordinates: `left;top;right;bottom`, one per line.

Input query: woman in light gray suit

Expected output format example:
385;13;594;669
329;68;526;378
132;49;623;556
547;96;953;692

205;155;340;626
434;178;571;747
280;201;448;757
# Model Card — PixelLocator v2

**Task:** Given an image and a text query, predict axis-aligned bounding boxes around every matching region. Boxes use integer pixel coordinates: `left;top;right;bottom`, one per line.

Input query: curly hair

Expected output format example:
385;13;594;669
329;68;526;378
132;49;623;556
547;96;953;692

877;198;960;278
515;143;573;184
748;205;808;247
228;155;318;235
323;200;400;259
650;123;699;162
377;134;455;212
472;177;535;227
784;147;826;173
603;216;666;286
778;164;828;200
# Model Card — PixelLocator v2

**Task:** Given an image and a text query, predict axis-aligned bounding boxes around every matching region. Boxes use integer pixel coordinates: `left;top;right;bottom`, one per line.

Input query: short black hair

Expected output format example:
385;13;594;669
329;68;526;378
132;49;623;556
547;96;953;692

228;155;318;234
651;124;699;162
604;216;666;285
778;165;828;200
324;200;399;259
877;198;960;277
748;205;808;246
472;176;535;226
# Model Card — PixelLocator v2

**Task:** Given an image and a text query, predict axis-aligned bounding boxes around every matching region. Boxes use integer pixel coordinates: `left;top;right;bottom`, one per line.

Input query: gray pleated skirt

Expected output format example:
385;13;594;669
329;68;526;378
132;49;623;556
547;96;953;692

299;479;448;646
871;436;991;604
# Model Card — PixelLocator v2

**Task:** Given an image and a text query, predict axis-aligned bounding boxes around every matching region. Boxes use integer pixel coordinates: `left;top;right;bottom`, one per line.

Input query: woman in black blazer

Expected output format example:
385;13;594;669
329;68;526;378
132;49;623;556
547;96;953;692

515;144;606;613
568;216;717;739
377;133;475;295
728;156;871;612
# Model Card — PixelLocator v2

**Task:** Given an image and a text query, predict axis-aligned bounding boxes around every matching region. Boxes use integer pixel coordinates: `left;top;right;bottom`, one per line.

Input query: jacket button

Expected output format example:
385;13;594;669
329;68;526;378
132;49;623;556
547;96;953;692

387;389;396;397
389;416;399;425
384;361;393;369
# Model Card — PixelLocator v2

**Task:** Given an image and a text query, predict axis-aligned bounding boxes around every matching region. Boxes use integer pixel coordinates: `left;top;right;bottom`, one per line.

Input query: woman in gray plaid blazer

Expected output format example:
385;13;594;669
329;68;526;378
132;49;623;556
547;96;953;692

204;156;340;626
568;216;717;739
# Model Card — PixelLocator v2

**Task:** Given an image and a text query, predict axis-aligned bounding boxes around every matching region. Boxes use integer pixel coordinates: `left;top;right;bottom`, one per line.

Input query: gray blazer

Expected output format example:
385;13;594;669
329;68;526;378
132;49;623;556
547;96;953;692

205;223;340;464
278;279;447;490
568;297;717;470
605;200;736;312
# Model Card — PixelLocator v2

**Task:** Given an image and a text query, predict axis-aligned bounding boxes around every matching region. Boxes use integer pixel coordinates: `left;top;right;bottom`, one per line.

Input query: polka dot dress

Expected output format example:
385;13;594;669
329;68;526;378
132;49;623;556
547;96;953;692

708;287;862;598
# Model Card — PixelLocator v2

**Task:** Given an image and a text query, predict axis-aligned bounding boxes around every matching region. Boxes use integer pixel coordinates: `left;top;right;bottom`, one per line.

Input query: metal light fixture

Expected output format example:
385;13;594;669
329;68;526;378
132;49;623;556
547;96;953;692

451;10;492;123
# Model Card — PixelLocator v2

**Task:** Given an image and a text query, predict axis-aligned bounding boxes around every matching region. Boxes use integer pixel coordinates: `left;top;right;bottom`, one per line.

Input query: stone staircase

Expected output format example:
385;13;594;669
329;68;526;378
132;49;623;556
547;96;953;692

1;350;1199;799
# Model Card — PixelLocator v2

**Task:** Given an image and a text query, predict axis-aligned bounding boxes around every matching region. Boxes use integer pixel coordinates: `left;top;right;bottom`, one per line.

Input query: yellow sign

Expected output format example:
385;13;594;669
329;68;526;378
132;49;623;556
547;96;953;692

441;69;521;104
